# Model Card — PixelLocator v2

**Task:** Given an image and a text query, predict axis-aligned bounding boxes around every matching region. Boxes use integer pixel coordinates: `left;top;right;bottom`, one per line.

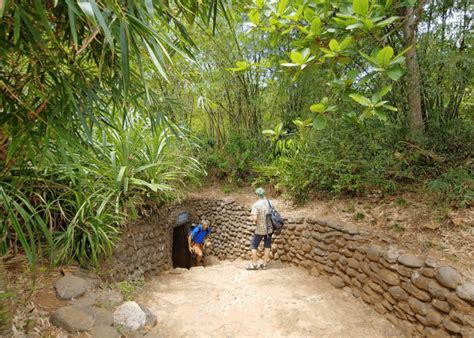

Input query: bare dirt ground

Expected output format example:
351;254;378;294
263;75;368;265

189;185;474;276
138;259;402;338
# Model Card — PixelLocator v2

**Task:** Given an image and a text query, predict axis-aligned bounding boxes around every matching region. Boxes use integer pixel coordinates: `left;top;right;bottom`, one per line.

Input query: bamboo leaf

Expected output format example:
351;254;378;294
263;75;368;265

120;21;130;94
0;0;9;18
278;0;288;15
88;0;114;48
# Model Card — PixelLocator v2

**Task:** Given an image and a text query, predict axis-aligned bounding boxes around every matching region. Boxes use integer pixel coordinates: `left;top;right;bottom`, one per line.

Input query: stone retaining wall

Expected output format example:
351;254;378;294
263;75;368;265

111;197;474;337
106;211;171;281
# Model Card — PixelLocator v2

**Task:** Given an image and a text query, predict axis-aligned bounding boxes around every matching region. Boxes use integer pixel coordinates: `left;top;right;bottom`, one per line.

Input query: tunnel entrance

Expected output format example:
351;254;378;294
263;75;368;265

172;225;191;269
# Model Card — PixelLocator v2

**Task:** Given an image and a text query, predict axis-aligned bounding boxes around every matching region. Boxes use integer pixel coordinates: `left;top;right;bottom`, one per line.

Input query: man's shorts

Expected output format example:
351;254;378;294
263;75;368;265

250;233;272;250
191;243;204;256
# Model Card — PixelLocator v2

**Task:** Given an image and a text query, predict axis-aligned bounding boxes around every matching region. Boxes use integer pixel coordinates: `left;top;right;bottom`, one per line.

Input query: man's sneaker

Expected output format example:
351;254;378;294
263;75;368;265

245;262;259;270
260;263;267;270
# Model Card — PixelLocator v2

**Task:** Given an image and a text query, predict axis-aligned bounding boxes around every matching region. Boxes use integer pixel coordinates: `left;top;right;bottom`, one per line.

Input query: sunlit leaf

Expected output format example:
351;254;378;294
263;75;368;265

313;115;327;130
290;50;304;64
376;46;394;67
310;103;325;113
311;17;321;36
329;39;339;52
278;0;289;16
386;66;404;80
376;16;400;28
353;0;369;16
349;94;372;106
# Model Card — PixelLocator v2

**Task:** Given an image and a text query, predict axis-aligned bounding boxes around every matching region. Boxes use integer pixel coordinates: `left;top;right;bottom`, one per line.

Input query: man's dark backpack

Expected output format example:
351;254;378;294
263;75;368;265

266;199;284;233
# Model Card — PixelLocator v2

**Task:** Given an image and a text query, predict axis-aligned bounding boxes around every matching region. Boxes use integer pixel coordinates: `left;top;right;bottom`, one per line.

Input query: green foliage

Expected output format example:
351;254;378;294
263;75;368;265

0;0;230;270
427;167;473;208
1;116;203;267
254;116;473;204
115;277;145;301
202;134;268;185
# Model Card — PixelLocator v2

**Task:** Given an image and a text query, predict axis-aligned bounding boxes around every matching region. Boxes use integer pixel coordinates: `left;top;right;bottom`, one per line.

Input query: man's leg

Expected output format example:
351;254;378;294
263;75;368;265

247;234;262;270
262;234;273;268
251;249;258;264
193;244;203;266
263;248;271;263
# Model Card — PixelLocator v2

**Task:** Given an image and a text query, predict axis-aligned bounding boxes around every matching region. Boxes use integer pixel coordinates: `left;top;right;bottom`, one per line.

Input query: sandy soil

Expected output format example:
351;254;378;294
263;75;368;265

188;186;474;276
139;259;402;338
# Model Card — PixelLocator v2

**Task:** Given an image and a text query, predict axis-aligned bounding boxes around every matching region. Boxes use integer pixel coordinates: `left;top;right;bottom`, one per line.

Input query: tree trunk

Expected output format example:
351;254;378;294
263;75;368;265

0;257;12;336
403;5;425;133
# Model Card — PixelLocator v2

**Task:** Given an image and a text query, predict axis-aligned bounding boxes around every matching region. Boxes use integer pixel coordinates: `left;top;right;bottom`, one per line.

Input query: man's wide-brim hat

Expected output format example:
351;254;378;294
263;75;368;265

255;187;265;196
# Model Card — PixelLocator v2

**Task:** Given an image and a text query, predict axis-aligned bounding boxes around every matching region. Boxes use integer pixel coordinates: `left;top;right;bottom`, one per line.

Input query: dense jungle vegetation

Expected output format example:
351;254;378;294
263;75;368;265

0;2;472;329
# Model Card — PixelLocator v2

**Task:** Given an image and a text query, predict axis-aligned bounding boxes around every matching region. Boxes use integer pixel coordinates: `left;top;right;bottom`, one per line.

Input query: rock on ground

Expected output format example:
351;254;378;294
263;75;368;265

94;307;114;326
113;301;146;331
50;305;95;332
90;324;121;338
97;289;124;308
329;275;345;289
139;304;157;328
73;270;101;289
69;291;97;307
55;275;88;300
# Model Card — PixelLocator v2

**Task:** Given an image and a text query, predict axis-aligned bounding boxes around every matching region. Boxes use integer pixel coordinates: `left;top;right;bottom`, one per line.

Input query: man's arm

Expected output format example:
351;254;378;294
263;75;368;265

250;204;258;224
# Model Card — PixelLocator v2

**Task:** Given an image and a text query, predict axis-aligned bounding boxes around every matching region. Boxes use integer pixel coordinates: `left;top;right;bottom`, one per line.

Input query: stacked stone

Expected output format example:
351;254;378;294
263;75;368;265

110;197;473;337
191;199;253;260
108;215;171;281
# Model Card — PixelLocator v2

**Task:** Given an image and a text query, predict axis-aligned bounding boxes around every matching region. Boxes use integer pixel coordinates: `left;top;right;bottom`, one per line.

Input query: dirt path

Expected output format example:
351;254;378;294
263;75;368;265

138;260;402;337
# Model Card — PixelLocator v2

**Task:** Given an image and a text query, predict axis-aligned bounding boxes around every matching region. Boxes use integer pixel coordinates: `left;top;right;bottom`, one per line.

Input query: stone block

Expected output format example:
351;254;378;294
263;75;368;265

426;307;443;327
428;280;450;301
398;301;415;316
411;270;430;291
456;281;474;304
435;266;462;290
442;318;462;333
432;299;451;313
366;245;382;261
397;265;415;278
329;275;345;289
446;293;472;313
421;267;435;278
408;297;428;316
368;280;384;294
398;254;424;268
378;268;400;286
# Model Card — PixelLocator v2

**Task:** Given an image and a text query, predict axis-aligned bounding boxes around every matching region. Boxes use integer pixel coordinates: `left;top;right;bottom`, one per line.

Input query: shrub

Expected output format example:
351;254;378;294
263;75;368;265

201;134;269;185
254;117;473;203
427;166;473;208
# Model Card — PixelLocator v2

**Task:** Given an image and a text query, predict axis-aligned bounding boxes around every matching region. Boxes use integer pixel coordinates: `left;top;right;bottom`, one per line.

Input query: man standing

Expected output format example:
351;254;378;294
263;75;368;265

247;188;273;270
188;220;211;267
